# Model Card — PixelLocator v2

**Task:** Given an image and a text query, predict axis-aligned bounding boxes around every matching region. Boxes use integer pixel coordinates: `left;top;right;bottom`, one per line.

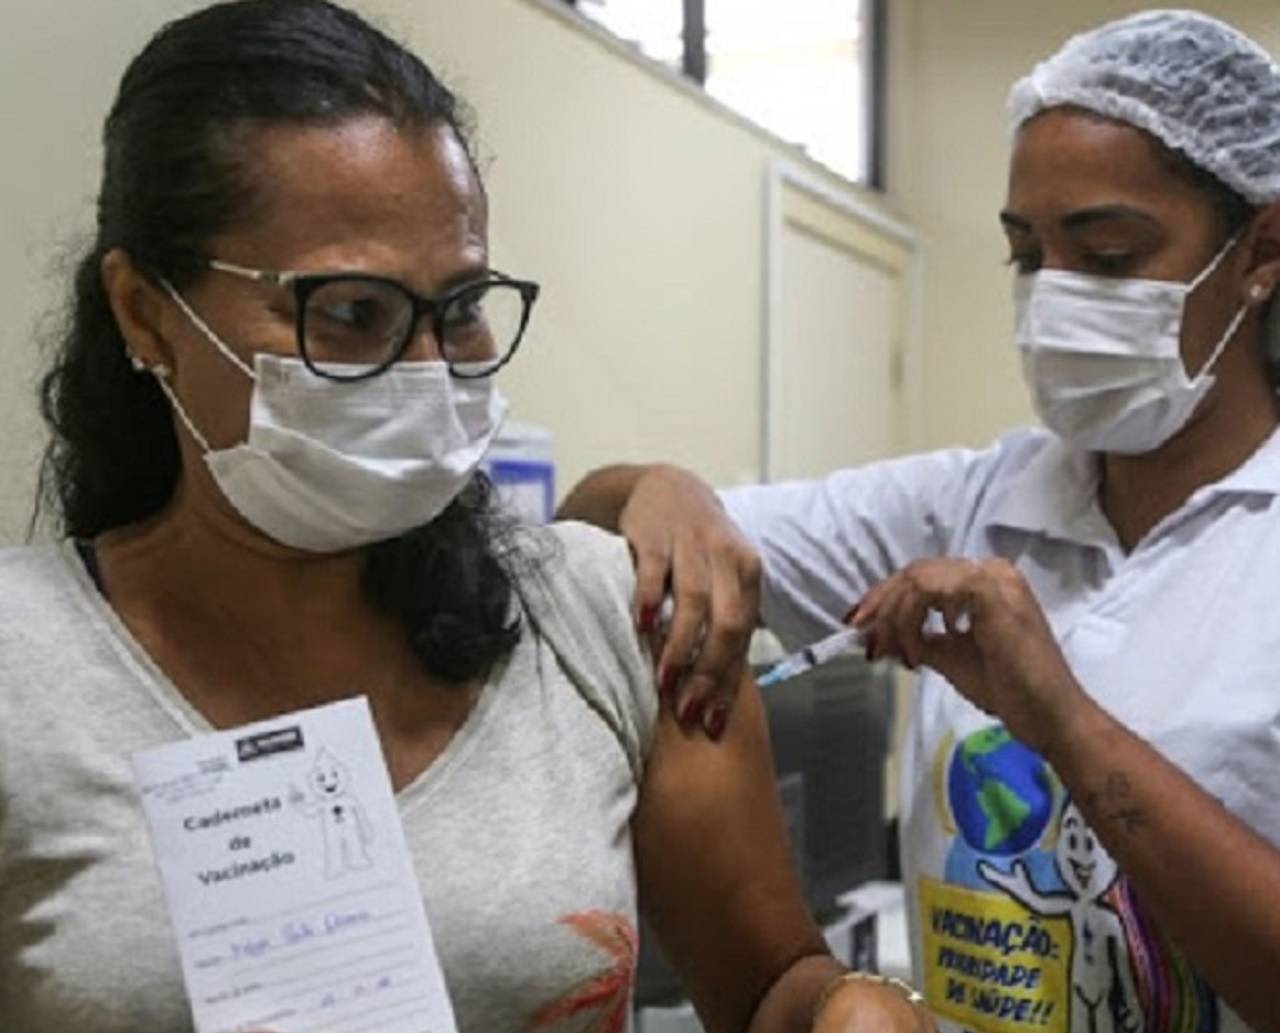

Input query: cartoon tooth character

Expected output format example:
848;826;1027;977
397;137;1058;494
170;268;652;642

978;802;1143;1033
291;748;374;878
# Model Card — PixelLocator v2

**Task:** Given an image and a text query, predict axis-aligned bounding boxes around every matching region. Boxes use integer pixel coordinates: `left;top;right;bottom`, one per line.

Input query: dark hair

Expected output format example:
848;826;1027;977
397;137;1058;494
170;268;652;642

37;0;521;683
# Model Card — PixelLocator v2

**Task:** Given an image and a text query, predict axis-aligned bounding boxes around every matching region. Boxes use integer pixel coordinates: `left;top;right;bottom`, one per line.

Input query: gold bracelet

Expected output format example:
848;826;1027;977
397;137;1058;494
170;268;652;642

813;970;927;1022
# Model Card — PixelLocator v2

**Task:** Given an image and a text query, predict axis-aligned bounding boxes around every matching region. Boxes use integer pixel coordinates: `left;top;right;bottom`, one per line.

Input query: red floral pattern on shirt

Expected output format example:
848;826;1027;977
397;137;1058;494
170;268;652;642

527;911;637;1033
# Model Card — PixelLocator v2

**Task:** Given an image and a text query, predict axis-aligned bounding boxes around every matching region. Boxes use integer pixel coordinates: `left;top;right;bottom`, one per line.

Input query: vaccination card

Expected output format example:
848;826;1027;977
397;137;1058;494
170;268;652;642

131;695;457;1033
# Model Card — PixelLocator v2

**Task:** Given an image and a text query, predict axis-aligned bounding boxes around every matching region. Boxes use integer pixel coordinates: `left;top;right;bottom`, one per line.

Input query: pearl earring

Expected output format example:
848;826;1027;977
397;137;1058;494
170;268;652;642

1250;284;1269;303
129;355;146;372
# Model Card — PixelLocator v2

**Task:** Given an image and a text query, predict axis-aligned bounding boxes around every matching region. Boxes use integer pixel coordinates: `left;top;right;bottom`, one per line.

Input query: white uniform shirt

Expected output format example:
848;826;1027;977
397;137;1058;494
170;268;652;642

722;426;1280;1033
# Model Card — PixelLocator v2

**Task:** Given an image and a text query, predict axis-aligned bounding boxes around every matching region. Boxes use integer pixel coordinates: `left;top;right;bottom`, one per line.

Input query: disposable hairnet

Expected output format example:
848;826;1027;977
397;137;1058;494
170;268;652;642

1009;10;1280;205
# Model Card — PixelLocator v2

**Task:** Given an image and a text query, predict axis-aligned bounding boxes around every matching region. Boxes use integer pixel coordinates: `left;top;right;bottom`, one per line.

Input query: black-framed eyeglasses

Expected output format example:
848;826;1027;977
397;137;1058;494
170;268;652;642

206;259;540;382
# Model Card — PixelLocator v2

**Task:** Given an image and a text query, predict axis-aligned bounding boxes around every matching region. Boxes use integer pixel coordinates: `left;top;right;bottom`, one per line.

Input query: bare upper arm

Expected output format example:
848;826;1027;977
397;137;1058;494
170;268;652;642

632;675;827;1033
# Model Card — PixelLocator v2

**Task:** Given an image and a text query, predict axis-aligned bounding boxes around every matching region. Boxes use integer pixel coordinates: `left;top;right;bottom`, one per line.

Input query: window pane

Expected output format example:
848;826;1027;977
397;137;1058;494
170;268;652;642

577;0;685;73
705;0;867;183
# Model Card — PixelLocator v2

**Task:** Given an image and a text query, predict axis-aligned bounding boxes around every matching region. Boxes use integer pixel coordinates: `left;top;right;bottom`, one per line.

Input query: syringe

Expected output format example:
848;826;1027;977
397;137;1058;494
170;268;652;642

755;625;867;688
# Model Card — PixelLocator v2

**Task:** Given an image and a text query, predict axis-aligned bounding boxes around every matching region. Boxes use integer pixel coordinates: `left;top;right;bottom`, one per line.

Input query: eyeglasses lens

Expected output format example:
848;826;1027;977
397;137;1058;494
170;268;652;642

302;277;528;377
439;282;526;373
303;279;413;367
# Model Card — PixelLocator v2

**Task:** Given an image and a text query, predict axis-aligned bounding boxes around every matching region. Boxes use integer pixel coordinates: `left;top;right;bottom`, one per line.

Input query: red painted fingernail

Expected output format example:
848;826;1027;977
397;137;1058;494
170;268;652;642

705;705;729;741
638;605;658;633
680;699;706;726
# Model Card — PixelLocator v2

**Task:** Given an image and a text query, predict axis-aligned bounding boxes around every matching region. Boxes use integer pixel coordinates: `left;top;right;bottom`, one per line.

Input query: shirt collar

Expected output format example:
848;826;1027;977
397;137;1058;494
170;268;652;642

1190;424;1280;501
988;426;1280;546
987;434;1110;546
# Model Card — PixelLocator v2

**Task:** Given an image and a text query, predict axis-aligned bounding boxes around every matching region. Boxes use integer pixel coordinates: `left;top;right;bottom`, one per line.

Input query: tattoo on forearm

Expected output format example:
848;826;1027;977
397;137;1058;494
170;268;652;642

1081;772;1149;836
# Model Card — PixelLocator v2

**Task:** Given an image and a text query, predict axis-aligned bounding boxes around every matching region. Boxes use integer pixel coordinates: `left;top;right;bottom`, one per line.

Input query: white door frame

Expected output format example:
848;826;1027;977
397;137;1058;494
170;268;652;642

761;158;924;482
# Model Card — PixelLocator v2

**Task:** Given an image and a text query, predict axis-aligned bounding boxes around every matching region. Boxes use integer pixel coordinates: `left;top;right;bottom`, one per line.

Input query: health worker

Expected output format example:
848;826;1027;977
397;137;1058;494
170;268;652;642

560;10;1280;1032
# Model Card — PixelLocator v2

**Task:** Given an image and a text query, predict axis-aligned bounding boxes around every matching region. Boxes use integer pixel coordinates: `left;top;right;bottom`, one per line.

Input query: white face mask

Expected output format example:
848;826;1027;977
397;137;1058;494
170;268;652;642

1014;236;1249;454
156;283;508;552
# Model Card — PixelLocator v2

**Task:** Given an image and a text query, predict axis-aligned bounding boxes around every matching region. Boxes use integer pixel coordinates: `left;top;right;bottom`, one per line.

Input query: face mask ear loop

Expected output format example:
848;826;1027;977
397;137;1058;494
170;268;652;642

1188;232;1244;294
160;279;257;381
1191;302;1250;381
1183;233;1248;380
151;370;215;454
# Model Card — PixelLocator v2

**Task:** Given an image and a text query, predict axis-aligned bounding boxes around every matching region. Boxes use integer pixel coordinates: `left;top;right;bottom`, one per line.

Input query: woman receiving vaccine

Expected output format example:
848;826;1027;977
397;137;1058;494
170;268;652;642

562;11;1280;1031
0;2;936;1031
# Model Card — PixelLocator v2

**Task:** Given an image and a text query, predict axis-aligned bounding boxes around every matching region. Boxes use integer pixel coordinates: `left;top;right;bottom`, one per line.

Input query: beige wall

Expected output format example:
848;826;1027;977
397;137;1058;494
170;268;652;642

0;0;892;543
0;0;206;542
900;0;1280;450
4;1;1280;543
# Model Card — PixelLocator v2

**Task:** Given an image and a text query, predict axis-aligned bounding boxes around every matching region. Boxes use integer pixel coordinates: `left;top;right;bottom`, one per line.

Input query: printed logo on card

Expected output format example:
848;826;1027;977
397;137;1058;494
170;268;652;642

236;725;305;763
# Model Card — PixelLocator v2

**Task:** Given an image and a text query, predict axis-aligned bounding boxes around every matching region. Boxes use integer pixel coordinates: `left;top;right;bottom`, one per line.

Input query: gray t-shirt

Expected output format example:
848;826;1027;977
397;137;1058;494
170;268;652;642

0;522;657;1033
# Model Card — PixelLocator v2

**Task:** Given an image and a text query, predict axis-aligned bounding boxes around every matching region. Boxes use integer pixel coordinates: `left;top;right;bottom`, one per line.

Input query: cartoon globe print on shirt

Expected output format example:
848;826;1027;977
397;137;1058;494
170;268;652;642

929;724;1219;1033
948;726;1056;857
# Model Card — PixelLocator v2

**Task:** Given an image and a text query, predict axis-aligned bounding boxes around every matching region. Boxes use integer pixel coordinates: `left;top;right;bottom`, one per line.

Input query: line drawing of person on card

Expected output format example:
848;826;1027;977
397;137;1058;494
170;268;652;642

290;747;374;878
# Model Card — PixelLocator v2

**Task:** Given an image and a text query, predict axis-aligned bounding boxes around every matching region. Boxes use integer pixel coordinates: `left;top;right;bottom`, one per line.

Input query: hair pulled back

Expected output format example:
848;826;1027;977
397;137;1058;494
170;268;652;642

39;0;520;684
